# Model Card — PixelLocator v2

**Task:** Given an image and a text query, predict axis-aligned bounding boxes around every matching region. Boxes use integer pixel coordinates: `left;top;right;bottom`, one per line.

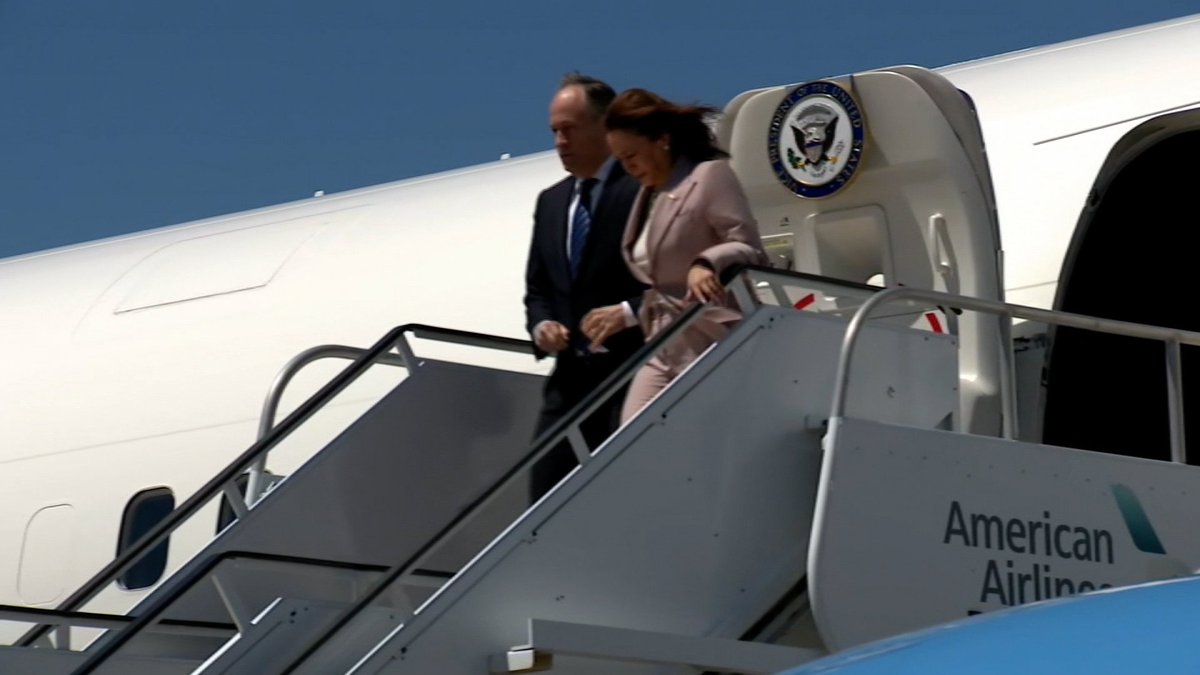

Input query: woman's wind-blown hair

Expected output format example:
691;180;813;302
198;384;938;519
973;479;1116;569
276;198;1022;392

605;88;728;163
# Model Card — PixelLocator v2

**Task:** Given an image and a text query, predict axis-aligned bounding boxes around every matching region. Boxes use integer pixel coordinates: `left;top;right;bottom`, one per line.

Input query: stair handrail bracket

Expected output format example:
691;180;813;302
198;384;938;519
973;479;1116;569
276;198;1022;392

16;324;531;649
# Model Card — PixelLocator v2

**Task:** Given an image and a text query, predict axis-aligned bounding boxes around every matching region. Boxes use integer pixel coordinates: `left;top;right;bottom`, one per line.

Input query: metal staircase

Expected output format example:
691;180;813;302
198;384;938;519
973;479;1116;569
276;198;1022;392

51;266;956;675
0;323;544;673
9;265;1200;674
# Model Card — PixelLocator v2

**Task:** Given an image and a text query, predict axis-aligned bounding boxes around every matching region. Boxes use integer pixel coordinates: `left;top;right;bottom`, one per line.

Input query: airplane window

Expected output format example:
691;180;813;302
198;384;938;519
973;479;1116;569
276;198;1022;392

117;488;175;590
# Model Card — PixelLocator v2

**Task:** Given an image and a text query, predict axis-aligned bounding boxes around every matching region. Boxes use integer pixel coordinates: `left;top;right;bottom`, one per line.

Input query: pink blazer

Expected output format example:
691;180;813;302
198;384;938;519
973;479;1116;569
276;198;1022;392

622;159;765;367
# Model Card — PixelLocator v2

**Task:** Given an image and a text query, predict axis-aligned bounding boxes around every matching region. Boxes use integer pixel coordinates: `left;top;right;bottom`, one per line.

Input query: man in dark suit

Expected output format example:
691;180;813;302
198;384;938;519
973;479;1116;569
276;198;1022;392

524;73;645;503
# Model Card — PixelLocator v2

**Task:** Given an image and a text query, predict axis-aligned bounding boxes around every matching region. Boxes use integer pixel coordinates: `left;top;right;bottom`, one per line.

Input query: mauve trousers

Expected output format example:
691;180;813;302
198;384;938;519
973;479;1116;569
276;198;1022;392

619;324;722;422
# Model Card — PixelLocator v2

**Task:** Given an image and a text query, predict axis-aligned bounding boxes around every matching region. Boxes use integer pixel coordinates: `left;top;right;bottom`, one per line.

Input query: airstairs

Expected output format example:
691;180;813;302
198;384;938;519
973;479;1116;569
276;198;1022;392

3;266;1200;674
0;264;958;674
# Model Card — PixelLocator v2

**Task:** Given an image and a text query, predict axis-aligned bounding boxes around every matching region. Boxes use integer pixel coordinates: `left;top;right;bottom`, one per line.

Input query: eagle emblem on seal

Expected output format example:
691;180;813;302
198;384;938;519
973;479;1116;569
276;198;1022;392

767;81;865;199
788;106;839;169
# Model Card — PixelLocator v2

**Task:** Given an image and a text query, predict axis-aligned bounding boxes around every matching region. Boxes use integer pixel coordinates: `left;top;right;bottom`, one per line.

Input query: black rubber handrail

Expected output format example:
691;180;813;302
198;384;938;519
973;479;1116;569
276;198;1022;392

735;263;880;294
0;604;234;633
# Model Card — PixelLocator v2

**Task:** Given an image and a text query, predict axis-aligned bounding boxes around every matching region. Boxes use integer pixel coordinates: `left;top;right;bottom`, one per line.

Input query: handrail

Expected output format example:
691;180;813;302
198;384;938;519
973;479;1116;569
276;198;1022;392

248;345;408;506
275;263;882;672
73;551;391;674
735;266;882;313
248;330;532;504
18;324;531;648
0;604;234;635
741;264;882;298
256;329;530;443
407;325;535;354
830;285;1200;461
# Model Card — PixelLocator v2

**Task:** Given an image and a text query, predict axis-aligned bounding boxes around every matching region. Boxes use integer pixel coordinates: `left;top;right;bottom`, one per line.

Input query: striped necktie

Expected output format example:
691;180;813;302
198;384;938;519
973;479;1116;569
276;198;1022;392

569;178;598;280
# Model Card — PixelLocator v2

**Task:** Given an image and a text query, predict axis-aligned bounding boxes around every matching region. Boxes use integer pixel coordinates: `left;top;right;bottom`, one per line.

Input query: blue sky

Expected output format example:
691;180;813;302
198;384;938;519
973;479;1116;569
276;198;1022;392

1;1;1195;259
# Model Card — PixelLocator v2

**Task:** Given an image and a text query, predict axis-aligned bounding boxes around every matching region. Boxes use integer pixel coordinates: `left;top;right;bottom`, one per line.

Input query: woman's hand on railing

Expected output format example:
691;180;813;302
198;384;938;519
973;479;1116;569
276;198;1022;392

686;264;723;304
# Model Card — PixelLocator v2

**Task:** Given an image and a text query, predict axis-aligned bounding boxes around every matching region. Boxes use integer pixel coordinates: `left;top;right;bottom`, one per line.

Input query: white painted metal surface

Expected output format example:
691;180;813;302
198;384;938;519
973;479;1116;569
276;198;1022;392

724;67;1004;435
810;416;1200;650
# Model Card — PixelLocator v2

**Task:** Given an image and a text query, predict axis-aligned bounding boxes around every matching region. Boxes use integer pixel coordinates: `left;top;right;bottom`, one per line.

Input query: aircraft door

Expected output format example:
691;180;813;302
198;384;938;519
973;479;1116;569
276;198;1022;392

1046;109;1200;462
721;67;1005;435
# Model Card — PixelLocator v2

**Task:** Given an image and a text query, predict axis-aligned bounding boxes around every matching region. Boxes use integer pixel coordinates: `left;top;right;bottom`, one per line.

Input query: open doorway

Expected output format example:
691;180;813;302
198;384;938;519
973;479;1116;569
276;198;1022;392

1043;125;1200;463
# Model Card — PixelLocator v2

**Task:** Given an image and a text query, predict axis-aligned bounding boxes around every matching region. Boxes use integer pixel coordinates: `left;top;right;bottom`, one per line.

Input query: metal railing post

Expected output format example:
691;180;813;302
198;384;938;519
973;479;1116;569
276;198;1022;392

1166;339;1187;463
999;310;1019;440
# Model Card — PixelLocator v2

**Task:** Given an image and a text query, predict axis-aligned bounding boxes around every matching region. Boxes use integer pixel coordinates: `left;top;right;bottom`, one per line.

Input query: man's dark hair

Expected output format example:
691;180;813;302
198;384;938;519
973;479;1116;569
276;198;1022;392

559;72;616;118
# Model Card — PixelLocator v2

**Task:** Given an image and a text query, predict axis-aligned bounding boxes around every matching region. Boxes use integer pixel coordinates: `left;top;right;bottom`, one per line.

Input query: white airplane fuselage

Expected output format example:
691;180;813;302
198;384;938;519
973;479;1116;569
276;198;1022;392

2;12;1199;630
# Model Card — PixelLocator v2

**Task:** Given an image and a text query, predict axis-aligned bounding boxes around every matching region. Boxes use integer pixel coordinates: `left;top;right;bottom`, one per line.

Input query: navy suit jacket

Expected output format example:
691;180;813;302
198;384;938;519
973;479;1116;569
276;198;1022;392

524;162;646;362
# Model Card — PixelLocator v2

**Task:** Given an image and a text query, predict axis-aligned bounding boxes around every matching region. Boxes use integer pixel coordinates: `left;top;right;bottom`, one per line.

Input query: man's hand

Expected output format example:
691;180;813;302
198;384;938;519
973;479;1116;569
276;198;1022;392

686;264;723;304
581;305;627;352
533;321;570;354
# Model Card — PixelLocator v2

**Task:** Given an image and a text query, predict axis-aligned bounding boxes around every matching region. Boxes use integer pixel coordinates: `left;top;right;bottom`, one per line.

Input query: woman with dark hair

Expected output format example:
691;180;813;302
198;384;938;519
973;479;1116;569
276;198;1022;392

581;88;765;421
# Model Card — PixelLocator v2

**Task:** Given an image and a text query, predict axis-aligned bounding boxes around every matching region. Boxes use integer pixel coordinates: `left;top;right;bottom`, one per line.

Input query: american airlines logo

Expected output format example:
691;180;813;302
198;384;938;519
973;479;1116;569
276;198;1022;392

942;499;1117;607
943;484;1186;611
